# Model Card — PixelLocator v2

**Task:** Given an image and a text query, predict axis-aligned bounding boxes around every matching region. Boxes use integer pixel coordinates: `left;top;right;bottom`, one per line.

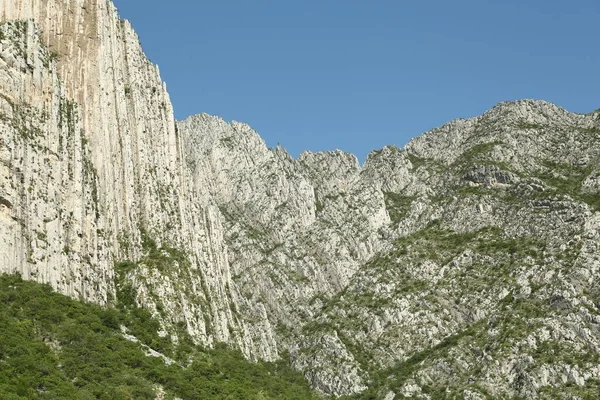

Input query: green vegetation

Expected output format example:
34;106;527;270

517;121;546;130
406;153;426;169
383;192;415;224
453;147;600;211
219;136;235;149
535;160;600;210
390;222;542;265
58;98;77;135
125;229;190;275
574;126;600;135
382;319;486;392
0;274;319;399
43;50;60;68
458;141;503;162
11;105;44;141
451;141;515;173
339;288;599;400
13;20;27;34
537;160;593;195
115;229;216;348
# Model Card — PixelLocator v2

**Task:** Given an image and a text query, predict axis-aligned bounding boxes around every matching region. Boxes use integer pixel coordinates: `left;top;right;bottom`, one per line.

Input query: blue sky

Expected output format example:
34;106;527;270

112;0;599;161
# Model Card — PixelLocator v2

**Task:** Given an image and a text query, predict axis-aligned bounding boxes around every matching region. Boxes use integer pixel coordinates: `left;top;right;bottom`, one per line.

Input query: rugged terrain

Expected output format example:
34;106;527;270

1;1;600;399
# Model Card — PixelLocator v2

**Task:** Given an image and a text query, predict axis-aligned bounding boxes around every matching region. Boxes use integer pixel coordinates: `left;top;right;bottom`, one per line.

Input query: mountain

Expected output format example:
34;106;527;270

1;1;600;399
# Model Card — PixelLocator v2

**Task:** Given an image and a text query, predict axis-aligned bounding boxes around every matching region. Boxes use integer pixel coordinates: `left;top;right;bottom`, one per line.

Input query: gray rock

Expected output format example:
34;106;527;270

1;1;600;398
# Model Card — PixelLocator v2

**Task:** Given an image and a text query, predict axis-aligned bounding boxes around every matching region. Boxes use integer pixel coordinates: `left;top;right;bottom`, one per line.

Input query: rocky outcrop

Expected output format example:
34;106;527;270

0;1;244;355
175;100;600;398
289;100;600;397
1;1;600;398
0;19;110;302
178;113;392;359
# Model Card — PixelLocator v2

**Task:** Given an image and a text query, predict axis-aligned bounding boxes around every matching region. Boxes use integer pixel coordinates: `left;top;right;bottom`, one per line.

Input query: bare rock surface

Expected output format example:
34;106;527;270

1;2;600;398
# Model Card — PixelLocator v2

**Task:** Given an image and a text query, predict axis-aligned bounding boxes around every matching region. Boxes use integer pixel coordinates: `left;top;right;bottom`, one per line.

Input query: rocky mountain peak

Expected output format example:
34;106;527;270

1;1;600;399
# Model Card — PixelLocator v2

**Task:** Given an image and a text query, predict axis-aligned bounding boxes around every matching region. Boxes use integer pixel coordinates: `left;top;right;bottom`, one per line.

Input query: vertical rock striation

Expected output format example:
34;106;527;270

0;0;241;351
2;1;600;398
0;19;110;303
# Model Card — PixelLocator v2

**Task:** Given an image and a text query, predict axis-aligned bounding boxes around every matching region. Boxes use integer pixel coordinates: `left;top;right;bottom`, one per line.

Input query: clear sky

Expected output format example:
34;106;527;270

112;0;599;162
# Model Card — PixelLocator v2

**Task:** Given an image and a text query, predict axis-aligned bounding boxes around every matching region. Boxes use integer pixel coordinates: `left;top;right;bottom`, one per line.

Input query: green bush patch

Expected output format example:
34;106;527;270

0;274;319;399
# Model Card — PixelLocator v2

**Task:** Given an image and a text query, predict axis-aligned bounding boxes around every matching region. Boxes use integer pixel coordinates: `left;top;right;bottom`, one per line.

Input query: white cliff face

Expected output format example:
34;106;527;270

1;0;181;251
1;0;180;295
0;0;242;353
2;1;600;399
0;20;110;303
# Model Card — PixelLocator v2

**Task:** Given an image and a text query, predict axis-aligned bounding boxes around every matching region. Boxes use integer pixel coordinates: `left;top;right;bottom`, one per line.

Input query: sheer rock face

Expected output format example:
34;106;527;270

0;0;243;353
1;0;181;246
0;0;182;301
0;19;114;303
2;1;600;399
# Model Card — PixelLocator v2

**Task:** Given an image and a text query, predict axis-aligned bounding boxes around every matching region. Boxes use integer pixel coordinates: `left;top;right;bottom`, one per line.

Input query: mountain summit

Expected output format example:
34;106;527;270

1;1;599;398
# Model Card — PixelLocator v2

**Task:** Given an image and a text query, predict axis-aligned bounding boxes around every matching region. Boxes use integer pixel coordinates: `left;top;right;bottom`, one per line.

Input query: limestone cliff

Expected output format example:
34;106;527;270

0;0;245;354
1;1;600;399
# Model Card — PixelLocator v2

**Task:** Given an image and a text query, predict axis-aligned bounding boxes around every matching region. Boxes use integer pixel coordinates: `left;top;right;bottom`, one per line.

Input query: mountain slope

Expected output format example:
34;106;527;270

0;274;317;399
1;1;600;399
176;100;600;398
289;101;600;397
